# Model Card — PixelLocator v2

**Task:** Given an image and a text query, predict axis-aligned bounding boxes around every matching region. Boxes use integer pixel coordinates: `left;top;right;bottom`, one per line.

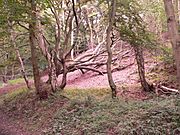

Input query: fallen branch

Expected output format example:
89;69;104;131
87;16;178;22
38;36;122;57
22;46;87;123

102;63;134;74
76;66;104;75
160;85;179;93
154;83;179;95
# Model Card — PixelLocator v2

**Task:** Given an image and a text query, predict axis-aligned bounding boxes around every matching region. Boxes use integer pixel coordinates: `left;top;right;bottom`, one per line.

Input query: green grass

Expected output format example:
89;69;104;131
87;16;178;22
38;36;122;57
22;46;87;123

0;86;28;105
8;78;25;85
61;87;111;100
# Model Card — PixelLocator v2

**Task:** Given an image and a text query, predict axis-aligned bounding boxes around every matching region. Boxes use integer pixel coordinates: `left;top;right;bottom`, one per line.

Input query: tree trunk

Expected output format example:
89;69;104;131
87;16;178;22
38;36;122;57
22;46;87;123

163;0;180;89
29;0;48;99
2;66;8;83
49;51;58;92
60;59;68;90
106;0;117;98
11;64;15;80
84;8;94;49
15;48;31;89
2;67;7;84
35;5;58;93
134;46;151;92
8;20;31;89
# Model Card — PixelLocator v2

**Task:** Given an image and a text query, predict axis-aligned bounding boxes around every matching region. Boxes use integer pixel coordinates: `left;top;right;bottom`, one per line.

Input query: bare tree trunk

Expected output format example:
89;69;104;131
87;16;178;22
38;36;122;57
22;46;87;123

60;59;68;89
3;66;8;83
106;0;117;98
16;48;31;89
2;67;7;84
30;0;48;99
49;51;58;92
8;21;31;89
29;25;42;95
134;46;151;91
35;6;58;93
70;19;75;60
84;8;94;49
163;0;180;89
11;64;15;80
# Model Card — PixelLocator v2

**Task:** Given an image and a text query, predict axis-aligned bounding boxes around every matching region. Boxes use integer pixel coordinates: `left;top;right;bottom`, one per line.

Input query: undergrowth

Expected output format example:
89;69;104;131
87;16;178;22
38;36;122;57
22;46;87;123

0;86;179;135
47;95;180;135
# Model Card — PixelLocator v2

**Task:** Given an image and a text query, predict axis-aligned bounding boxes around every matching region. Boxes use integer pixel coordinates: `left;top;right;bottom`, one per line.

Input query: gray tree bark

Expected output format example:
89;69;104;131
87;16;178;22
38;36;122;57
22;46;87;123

106;0;117;98
29;0;48;99
163;0;180;89
8;21;31;90
134;46;151;91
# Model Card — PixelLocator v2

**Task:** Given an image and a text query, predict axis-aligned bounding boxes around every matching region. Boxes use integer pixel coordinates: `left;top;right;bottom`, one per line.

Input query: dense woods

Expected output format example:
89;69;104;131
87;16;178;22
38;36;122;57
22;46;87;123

0;0;179;134
1;0;179;98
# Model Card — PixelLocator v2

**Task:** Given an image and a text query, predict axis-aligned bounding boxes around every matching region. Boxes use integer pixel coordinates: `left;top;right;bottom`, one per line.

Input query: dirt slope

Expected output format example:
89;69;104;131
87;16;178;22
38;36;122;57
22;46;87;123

0;110;31;135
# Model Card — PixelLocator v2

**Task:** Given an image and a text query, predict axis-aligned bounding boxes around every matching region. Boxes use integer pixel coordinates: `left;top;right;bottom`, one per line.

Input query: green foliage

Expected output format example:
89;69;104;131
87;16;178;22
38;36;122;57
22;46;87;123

139;0;167;32
160;46;173;64
48;95;180;135
115;0;157;48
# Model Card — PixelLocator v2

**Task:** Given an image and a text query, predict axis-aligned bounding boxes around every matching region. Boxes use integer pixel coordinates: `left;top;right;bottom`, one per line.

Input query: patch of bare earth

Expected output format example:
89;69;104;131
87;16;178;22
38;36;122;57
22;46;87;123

0;91;68;135
0;109;31;135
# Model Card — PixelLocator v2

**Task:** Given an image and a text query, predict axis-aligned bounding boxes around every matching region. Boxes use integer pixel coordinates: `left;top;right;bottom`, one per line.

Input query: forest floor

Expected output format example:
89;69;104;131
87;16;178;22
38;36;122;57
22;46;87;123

0;51;179;134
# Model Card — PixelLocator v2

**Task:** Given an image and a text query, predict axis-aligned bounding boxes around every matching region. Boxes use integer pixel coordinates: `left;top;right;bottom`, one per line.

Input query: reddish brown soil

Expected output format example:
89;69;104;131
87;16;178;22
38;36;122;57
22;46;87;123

0;110;32;135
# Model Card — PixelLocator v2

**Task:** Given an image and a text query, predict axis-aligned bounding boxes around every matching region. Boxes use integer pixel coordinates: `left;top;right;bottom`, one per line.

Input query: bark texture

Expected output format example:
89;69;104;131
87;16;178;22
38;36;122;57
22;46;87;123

106;0;117;98
134;46;151;91
163;0;180;89
8;21;31;89
29;0;48;99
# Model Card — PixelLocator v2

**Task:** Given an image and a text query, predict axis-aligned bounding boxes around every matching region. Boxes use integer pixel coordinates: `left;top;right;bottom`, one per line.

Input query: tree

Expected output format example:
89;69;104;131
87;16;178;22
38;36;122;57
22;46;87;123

0;0;32;87
29;0;48;99
106;0;117;98
163;0;180;89
115;0;153;91
8;21;31;89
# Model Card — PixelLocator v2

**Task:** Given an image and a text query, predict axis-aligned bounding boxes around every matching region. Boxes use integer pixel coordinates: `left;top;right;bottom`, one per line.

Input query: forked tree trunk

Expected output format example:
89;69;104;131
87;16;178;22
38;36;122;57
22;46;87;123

35;6;58;93
30;0;48;99
134;46;151;92
163;0;180;89
106;0;117;98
